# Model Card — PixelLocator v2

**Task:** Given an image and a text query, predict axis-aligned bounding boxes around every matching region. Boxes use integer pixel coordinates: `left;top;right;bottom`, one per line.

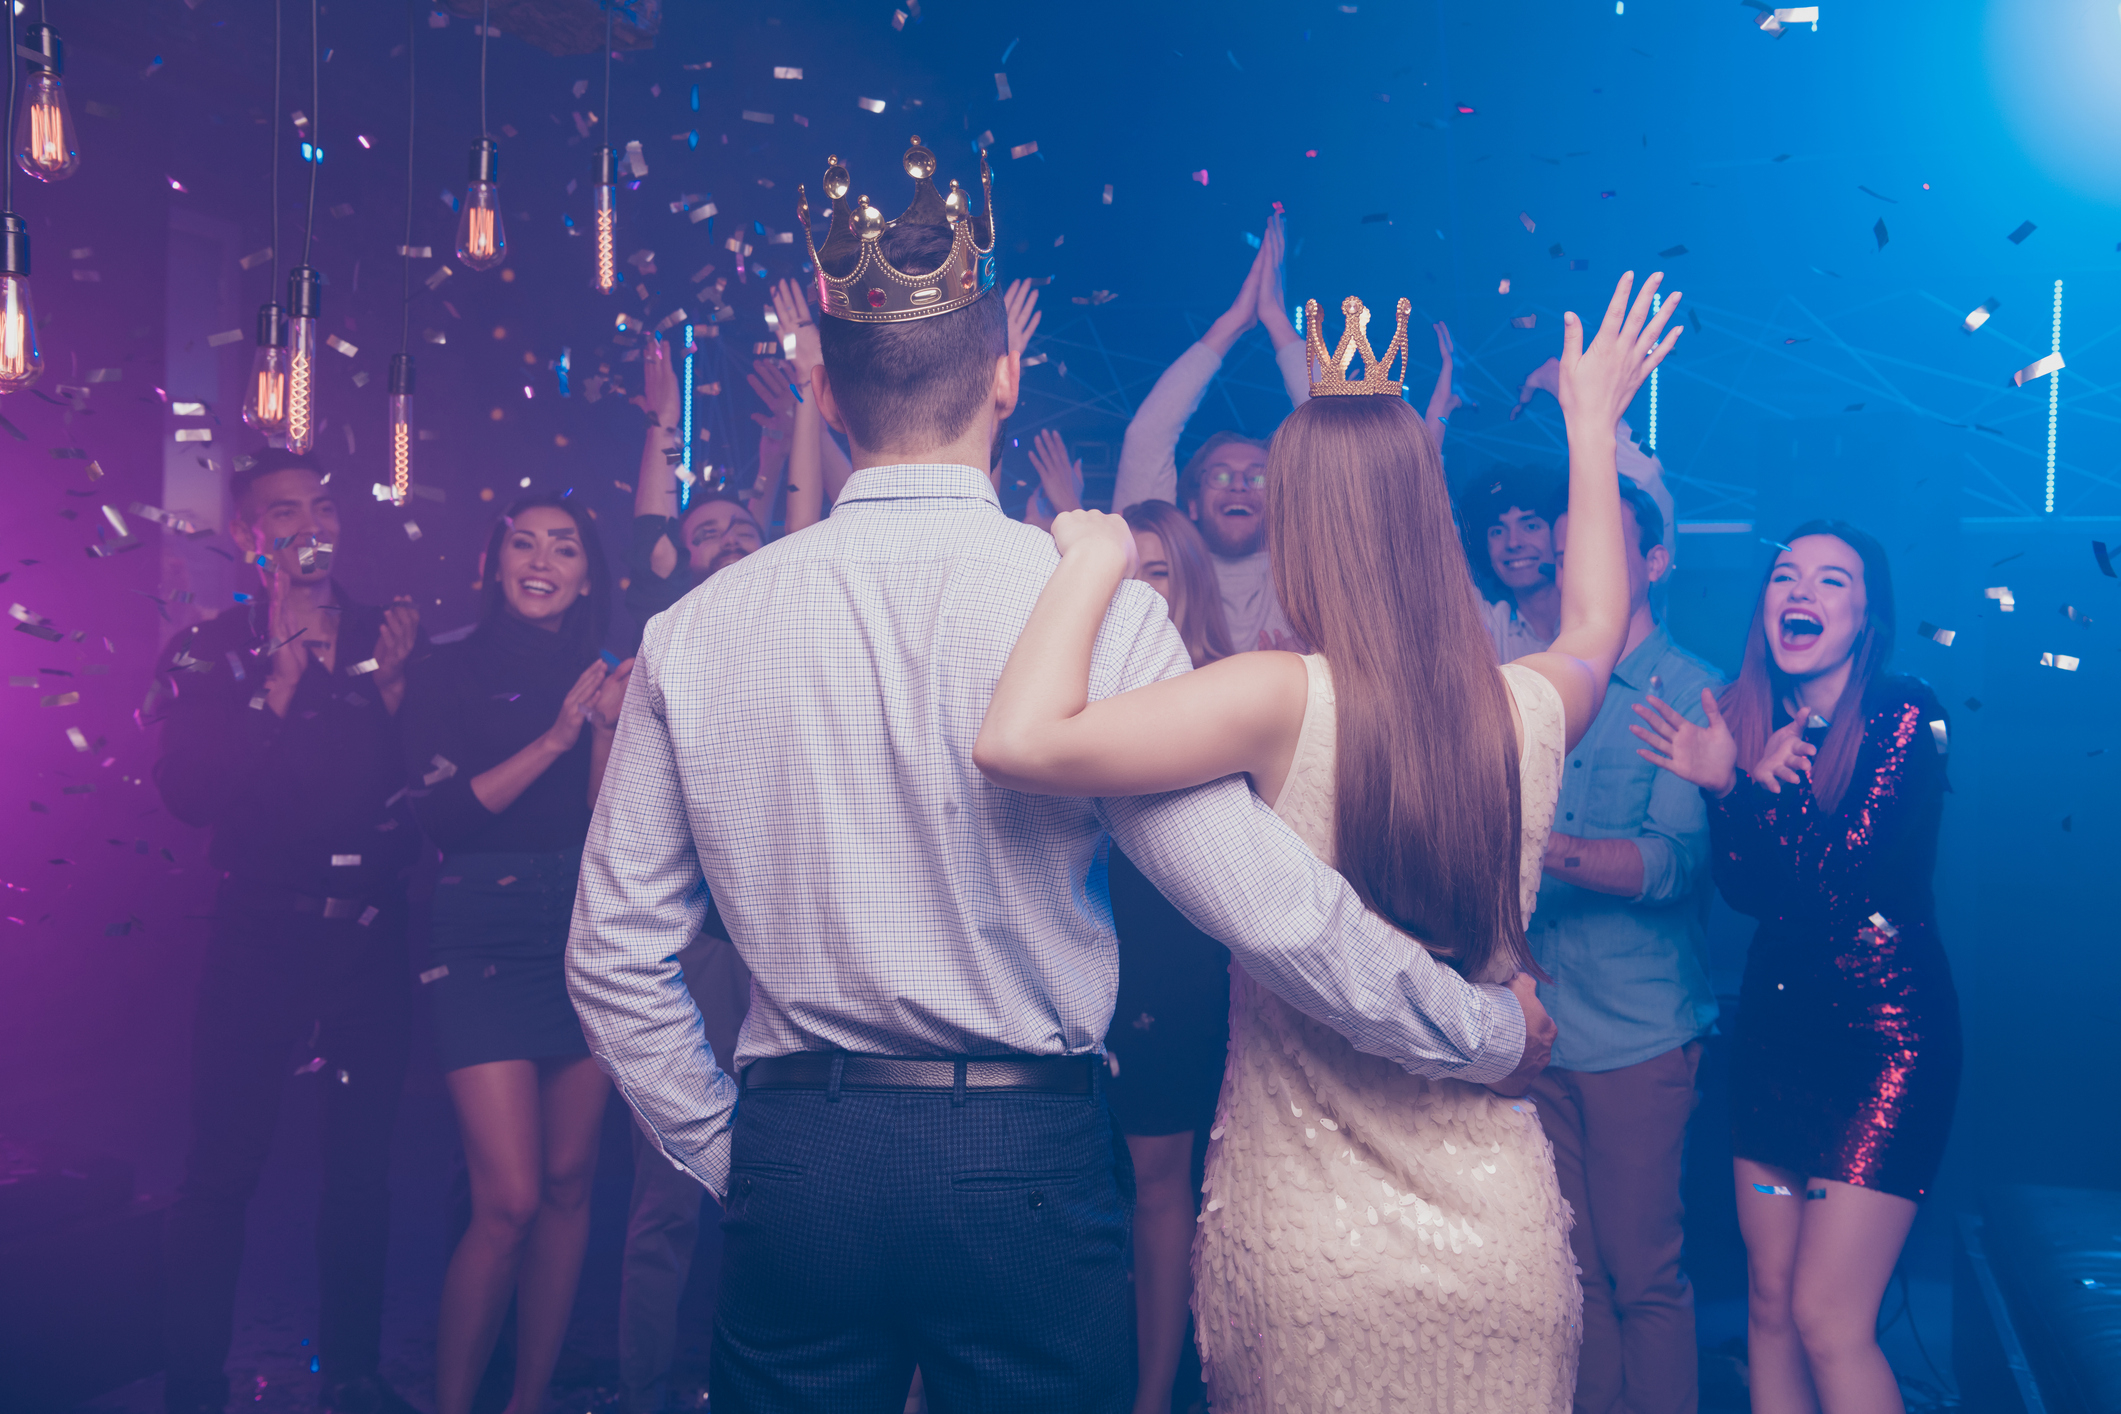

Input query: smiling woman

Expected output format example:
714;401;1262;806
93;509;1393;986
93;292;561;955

398;493;636;1414
1629;520;1960;1414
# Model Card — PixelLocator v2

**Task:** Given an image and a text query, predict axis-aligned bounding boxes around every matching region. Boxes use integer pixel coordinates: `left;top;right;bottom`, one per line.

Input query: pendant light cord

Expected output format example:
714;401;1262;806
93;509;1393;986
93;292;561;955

400;0;415;353
270;0;282;291
602;2;612;139
299;0;319;268
479;0;490;138
5;0;17;215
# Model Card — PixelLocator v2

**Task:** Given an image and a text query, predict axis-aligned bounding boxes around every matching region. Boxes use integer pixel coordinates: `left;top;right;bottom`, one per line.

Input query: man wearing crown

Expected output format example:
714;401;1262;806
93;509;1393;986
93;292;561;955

566;141;1545;1411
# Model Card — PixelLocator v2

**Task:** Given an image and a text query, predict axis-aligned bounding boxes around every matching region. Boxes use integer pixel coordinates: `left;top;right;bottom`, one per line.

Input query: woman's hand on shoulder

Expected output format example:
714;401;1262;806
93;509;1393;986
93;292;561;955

1050;508;1139;578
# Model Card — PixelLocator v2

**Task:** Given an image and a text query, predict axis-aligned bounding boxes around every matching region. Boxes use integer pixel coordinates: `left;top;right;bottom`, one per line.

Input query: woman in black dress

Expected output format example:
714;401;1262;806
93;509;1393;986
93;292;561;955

1109;498;1237;1414
1631;521;1959;1414
400;494;633;1414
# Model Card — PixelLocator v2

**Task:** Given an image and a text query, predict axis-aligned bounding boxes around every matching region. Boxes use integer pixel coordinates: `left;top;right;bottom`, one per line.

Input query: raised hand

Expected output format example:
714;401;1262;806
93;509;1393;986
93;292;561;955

631;335;682;432
1508;356;1560;422
1027;429;1085;516
1558;271;1682;432
588;657;635;732
1202;238;1266;356
1631;688;1739;796
770;277;822;375
1256;212;1301;351
1003;278;1043;360
542;659;611;755
1424;320;1461;446
370;595;421;713
747;357;797;440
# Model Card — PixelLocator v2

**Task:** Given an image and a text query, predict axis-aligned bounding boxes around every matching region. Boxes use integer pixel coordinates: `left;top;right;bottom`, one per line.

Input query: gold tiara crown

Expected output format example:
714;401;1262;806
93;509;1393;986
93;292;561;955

1306;295;1413;397
798;137;997;324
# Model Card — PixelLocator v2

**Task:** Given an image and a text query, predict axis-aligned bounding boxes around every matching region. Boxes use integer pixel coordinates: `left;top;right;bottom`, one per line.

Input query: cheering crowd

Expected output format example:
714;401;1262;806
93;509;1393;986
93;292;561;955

151;175;1957;1414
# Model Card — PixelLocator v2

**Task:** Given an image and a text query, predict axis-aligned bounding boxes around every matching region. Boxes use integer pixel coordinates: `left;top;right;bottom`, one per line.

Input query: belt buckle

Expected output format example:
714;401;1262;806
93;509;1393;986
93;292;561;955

322;897;361;919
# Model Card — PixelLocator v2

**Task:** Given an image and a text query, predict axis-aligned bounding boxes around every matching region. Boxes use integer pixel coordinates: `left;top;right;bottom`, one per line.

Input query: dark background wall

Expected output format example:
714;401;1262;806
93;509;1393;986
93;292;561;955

1;0;2115;1234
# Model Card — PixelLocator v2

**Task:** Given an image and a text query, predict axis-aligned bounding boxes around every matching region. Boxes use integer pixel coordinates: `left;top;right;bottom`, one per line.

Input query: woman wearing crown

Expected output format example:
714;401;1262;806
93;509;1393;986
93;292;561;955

977;272;1681;1411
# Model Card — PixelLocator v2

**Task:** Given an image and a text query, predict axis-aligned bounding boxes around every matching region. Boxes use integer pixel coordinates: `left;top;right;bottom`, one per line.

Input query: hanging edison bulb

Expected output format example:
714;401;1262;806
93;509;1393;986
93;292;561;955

13;25;79;184
456;137;506;271
593;146;616;293
387;354;414;505
285;267;321;454
242;303;291;436
0;214;40;394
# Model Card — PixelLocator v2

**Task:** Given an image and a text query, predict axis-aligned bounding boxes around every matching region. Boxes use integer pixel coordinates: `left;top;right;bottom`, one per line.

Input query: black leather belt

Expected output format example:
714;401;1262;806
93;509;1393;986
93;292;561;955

741;1053;1096;1095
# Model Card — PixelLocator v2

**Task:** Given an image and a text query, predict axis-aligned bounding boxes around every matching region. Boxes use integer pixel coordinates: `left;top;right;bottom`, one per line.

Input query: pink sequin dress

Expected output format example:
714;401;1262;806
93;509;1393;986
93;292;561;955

1707;677;1961;1201
1192;657;1582;1414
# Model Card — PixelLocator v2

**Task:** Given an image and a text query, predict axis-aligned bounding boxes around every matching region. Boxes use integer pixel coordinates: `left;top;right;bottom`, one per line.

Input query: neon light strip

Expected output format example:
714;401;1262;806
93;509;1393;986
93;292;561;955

680;323;696;509
2046;279;2061;515
1647;294;1662;453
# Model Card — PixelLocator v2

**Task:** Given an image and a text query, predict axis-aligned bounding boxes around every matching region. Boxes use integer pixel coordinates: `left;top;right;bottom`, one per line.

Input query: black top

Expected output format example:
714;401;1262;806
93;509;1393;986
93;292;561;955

623;513;693;643
398;612;597;857
1706;675;1947;937
152;595;421;897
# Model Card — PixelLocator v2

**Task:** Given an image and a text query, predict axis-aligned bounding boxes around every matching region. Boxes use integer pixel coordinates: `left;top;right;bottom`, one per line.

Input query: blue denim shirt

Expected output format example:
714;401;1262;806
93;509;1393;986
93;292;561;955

1531;624;1723;1073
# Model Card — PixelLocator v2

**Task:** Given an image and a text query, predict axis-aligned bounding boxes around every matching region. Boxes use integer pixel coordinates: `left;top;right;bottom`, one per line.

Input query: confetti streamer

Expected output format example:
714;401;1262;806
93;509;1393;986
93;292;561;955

995;73;1012;100
1984;586;2015;612
1013;141;1040;159
857;97;887;113
1962;298;1999;333
2012;352;2064;386
2007;220;2036;244
1917;622;1954;646
2038;652;2079;671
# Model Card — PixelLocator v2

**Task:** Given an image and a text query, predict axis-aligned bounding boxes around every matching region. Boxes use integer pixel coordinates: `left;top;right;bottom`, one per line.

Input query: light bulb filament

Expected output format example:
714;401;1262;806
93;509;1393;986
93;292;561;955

596;209;616;292
464;208;500;264
289;356;314;452
253;368;288;427
29;102;65;169
393;423;411;505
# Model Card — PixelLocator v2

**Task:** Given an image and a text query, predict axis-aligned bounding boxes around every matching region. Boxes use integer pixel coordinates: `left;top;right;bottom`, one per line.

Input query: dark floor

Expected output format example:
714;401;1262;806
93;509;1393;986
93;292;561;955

58;1026;1960;1414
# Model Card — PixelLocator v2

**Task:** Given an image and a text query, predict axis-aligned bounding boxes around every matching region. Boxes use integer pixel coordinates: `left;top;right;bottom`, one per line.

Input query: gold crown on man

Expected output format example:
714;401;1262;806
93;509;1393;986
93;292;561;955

799;138;997;324
1306;294;1414;397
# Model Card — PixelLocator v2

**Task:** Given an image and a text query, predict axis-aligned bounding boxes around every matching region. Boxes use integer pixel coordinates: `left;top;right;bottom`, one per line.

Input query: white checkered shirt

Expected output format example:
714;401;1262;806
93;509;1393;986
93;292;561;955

567;464;1526;1198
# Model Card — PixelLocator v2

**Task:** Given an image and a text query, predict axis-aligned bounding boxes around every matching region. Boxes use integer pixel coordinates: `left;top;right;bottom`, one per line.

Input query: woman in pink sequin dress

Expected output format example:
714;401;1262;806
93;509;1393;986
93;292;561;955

1631;522;1960;1414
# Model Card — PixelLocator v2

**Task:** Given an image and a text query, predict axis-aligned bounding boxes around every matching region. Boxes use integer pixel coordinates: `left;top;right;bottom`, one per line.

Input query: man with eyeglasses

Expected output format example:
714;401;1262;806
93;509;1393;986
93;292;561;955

1111;219;1310;651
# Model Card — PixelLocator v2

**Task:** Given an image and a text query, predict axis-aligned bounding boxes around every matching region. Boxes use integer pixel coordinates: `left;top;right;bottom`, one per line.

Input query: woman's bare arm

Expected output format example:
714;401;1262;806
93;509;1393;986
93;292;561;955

975;510;1308;800
1512;270;1682;750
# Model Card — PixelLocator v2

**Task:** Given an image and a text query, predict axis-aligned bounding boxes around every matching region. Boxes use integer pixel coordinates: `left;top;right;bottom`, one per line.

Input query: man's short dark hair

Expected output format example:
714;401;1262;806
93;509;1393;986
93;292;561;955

815;222;1008;453
1616;476;1664;557
229;449;328;517
1455;464;1564;597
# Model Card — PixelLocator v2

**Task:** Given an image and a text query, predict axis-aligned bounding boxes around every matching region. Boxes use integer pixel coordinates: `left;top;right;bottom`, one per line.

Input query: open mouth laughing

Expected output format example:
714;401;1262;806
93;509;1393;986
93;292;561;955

1778;608;1824;652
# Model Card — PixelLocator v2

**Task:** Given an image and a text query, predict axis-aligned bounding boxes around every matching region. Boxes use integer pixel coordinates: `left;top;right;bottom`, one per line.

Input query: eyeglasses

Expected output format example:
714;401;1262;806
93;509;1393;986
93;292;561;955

1205;469;1267;490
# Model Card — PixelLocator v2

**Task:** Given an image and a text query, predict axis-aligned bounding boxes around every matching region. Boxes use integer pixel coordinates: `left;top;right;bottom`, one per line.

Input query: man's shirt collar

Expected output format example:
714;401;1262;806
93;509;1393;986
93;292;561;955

832;463;1000;510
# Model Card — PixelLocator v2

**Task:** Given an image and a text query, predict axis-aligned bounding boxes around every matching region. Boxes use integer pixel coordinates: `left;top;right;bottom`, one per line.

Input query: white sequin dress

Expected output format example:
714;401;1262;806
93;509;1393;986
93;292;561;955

1193;656;1580;1413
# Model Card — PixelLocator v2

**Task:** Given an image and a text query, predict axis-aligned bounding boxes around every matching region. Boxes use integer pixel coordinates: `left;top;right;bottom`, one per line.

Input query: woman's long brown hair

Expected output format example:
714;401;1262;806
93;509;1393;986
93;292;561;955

1266;396;1530;980
1121;498;1236;669
1719;519;1896;815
